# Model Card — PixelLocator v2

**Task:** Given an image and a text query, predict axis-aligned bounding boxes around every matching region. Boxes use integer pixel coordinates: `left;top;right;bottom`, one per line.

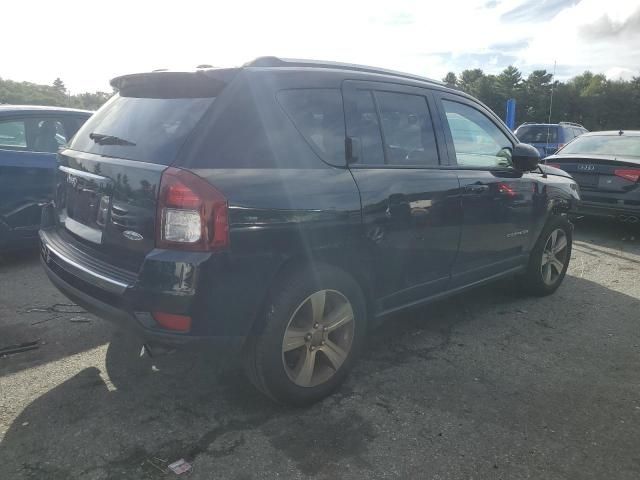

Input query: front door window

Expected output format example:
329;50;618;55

442;100;512;168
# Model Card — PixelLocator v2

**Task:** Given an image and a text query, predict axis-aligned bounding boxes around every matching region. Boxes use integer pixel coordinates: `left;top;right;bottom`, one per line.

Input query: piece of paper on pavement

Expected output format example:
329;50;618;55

168;458;192;475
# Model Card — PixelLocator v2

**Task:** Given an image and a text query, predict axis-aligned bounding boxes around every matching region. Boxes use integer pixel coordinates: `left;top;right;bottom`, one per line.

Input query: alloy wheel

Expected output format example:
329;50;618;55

282;289;355;388
540;228;568;285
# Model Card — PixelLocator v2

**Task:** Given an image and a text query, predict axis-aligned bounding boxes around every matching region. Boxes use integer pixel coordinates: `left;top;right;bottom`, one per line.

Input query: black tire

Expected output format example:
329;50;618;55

520;215;573;296
244;264;367;406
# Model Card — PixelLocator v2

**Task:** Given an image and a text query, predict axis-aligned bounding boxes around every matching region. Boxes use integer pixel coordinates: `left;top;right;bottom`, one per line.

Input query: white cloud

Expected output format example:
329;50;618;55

1;0;638;92
519;0;640;79
605;67;637;81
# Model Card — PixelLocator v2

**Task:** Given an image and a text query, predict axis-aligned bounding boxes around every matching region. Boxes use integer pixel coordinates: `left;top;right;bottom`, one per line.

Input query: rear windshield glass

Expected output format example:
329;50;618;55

560;135;640;158
69;94;215;165
515;125;558;144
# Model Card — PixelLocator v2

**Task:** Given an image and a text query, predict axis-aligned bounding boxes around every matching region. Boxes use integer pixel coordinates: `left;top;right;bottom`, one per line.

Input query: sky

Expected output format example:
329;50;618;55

2;0;639;93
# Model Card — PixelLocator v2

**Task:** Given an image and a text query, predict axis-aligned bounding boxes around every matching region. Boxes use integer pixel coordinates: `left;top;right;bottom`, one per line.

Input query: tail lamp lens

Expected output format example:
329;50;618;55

497;182;517;197
152;312;192;332
156;167;229;251
614;169;640;183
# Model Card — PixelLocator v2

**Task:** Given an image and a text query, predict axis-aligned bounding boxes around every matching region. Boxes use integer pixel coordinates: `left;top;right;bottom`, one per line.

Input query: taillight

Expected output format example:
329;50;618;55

614;169;640;183
156;167;229;251
152;311;192;332
497;182;517;197
546;163;562;169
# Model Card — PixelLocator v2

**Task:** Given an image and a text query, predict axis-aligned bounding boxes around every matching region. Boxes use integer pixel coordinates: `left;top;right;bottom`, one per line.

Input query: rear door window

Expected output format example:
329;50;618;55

516;125;558;144
565;127;577;142
0;120;27;149
374;91;439;166
277;89;345;165
32;119;67;152
344;89;385;165
0;117;71;153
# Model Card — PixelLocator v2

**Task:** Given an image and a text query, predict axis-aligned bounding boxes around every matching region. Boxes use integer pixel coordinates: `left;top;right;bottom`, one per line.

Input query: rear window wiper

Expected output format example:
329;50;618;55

89;132;136;146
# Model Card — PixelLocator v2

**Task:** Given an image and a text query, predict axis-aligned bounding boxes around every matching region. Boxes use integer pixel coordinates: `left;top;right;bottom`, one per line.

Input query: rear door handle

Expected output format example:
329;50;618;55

463;184;489;194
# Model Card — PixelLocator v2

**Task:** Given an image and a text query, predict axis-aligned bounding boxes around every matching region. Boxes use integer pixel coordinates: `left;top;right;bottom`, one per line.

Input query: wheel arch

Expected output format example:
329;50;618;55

246;246;374;337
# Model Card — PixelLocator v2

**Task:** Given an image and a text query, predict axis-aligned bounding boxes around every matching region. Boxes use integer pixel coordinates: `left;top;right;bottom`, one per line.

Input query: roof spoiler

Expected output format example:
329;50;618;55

110;69;239;97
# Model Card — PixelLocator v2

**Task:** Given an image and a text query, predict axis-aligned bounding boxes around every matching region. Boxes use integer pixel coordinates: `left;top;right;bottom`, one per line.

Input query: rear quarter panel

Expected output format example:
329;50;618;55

180;70;365;336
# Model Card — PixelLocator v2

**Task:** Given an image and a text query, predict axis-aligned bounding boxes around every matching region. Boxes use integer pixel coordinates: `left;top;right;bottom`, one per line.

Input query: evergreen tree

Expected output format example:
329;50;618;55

443;72;457;87
1;70;639;129
52;77;66;94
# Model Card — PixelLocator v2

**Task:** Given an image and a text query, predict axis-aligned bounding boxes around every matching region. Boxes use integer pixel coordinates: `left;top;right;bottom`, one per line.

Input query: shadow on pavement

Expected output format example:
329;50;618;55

1;216;634;379
573;216;639;244
2;274;639;479
0;248;111;379
0;247;40;266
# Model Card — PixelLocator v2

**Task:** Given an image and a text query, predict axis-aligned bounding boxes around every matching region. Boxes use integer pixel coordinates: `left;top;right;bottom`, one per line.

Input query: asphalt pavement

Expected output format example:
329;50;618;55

1;218;639;479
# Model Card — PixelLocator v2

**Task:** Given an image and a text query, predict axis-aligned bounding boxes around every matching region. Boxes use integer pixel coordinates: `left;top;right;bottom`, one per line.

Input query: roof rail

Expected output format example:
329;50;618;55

244;56;445;86
559;121;584;128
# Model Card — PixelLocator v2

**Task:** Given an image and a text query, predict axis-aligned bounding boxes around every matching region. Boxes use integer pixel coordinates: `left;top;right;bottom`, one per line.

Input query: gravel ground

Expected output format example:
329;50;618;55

1;218;639;480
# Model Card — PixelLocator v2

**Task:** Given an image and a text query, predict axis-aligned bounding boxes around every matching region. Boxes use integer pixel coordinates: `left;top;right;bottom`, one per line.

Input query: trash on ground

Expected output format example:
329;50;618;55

145;457;168;474
69;316;91;323
25;303;85;314
168;458;193;475
31;315;60;326
0;340;40;357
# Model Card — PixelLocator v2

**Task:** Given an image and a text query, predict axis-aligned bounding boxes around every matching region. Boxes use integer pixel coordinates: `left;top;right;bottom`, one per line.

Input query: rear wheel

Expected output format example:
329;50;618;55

244;265;366;405
520;216;572;296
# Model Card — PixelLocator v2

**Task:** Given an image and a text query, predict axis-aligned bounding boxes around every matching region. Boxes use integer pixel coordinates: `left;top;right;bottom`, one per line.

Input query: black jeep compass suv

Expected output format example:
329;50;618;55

40;57;580;405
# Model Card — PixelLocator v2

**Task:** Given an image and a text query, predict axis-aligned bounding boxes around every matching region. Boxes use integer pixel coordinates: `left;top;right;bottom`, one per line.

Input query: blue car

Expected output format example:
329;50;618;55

0;105;91;251
514;122;588;158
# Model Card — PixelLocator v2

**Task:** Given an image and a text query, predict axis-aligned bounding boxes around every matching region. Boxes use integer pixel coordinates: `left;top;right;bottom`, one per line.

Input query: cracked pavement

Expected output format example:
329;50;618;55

1;218;639;479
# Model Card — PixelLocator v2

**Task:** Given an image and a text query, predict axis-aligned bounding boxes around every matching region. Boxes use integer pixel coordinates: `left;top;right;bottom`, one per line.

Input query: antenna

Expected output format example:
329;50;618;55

545;60;557;151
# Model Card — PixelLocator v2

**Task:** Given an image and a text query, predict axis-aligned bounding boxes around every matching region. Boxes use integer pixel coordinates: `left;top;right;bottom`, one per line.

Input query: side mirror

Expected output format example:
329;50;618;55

512;143;540;171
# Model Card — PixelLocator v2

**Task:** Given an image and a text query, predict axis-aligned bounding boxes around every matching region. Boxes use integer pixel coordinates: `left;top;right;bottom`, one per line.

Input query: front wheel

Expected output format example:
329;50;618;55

520;216;572;296
244;265;366;406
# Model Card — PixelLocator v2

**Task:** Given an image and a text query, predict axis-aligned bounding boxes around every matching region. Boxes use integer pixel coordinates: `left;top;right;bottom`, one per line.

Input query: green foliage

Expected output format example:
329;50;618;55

3;70;639;130
0;77;112;111
443;72;457;88
52;77;66;94
446;66;640;130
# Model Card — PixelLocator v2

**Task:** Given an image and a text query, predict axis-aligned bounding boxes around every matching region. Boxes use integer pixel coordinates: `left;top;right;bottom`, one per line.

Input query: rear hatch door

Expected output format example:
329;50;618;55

54;71;232;270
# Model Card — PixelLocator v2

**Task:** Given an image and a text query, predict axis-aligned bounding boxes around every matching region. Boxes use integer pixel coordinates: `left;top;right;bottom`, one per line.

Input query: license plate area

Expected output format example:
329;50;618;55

572;172;599;187
58;166;112;245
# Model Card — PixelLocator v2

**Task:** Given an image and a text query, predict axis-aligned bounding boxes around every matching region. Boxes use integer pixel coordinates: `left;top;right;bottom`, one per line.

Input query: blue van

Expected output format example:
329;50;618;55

0;105;91;251
514;122;588;158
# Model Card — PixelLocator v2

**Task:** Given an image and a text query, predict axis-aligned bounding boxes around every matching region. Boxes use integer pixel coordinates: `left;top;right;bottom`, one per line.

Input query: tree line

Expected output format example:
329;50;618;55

444;67;640;131
2;68;639;131
0;77;111;111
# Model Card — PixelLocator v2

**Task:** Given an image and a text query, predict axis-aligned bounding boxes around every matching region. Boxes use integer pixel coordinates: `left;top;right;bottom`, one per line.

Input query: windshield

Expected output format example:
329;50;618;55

515;125;558;144
559;135;640;158
69;94;215;165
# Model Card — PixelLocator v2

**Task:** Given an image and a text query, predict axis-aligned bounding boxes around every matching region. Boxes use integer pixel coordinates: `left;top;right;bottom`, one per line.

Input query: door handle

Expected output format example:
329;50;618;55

463;184;489;194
